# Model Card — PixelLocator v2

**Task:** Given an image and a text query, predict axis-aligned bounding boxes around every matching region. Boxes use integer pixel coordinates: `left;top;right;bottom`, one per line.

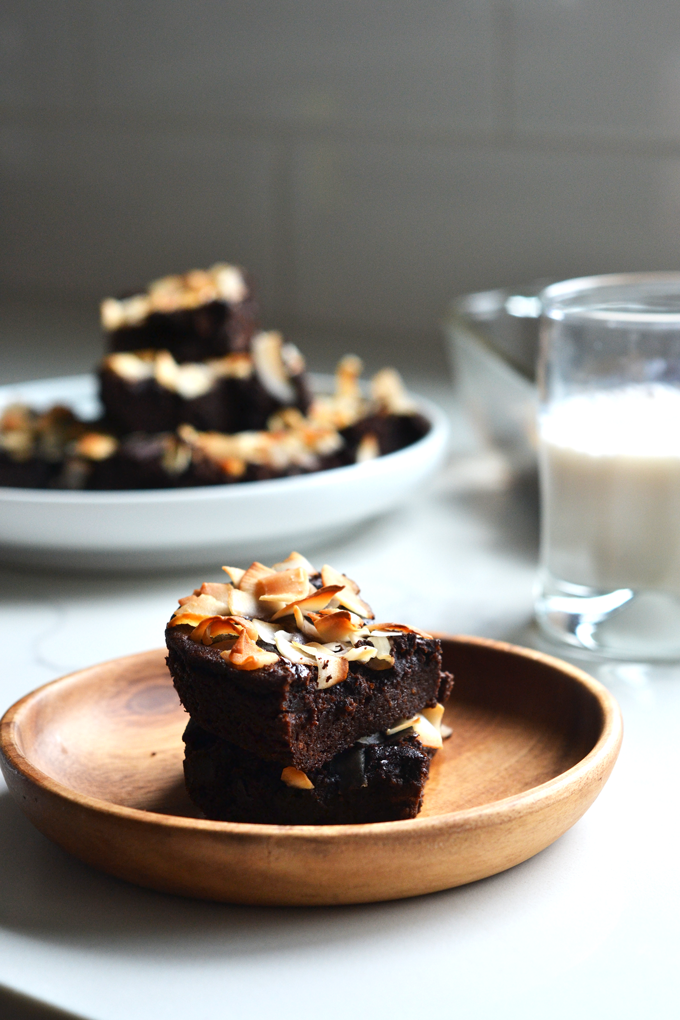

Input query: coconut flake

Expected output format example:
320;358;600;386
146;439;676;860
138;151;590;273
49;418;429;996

251;618;279;646
222;565;246;586
256;566;310;603
386;716;419;736
356;433;380;463
225;588;260;618
320;564;373;618
292;606;321;640
75;433;118;461
342;646;377;663
410;714;443;749
225;628;279;670
370;367;417;415
421;703;445;731
315;654;349;689
313;610;364;644
213;263;248;303
270;585;344;621
275;630;317;664
367;634;392;658
239;561;276;594
106;352;155;383
252;331;296;404
281;766;314;790
172;593;230;620
272;551;317;576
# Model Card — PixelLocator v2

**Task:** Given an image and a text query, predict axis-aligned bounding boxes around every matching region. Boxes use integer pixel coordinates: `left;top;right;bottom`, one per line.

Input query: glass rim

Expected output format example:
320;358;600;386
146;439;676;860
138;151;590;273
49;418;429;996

541;272;680;324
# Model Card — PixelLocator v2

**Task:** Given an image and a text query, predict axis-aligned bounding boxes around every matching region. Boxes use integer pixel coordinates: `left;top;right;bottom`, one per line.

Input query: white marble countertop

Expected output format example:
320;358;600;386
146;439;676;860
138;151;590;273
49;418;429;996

0;379;679;1020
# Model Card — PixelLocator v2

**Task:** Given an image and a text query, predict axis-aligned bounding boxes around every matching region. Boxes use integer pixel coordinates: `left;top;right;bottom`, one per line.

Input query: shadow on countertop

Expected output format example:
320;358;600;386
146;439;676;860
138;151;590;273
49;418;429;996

0;786;574;962
0;984;87;1020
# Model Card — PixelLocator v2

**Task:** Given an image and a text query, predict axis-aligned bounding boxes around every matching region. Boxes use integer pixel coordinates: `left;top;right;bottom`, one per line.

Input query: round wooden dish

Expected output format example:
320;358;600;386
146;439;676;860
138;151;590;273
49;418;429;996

0;637;622;906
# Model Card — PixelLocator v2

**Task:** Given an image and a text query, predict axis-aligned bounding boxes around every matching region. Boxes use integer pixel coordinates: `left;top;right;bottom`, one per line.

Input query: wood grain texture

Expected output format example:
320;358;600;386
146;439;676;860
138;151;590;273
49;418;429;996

0;637;622;906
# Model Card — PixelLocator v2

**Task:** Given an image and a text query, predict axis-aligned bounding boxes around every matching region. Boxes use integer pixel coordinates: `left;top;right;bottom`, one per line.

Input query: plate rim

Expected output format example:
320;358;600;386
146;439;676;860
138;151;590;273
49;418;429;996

0;635;623;841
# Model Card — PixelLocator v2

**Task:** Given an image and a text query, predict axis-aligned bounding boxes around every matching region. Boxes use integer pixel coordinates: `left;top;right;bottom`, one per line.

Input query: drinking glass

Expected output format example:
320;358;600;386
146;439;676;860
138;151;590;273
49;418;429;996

535;273;680;660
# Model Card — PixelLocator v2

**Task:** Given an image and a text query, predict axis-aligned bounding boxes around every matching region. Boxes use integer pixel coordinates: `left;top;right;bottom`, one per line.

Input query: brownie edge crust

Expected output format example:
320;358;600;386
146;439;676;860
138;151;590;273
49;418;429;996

166;626;453;772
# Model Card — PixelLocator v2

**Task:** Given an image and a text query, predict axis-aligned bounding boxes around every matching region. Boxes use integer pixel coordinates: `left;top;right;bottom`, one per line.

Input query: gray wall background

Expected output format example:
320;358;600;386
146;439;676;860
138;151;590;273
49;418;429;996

3;0;680;378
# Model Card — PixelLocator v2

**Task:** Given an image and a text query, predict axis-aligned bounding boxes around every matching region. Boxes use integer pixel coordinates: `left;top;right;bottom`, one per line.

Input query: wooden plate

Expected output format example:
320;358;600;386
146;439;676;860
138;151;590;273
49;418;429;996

0;637;622;906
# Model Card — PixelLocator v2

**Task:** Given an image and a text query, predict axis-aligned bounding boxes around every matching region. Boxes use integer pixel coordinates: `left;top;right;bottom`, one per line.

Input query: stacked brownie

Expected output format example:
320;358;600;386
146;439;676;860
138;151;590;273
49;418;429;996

0;262;431;490
166;552;453;825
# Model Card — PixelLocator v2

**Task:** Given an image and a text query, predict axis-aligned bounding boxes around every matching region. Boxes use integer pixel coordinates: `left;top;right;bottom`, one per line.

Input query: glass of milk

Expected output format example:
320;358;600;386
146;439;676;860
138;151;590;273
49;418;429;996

535;273;680;660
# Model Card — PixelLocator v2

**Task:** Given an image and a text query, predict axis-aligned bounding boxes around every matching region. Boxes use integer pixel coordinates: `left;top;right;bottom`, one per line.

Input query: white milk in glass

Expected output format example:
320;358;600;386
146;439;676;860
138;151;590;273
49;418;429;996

539;383;680;595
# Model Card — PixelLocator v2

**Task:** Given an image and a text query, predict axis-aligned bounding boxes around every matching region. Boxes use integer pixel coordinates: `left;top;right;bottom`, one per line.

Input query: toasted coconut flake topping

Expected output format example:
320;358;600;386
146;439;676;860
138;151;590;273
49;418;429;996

178;420;343;475
225;587;261;619
239;561;276;594
172;593;231;621
222;565;245;586
191;615;252;645
194;581;233;600
292;605;321;640
386;704;446;749
281;766;314;790
256;566;310;603
101;263;248;330
252;331;297;404
421;703;445;731
356;433;380;463
272;551;317;576
386;715;419;736
371;367;417;415
170;553;428;679
270;584;344;622
365;655;395;671
226;628;279;670
105;352;155;383
74;432;118;461
368;622;433;639
311;610;364;645
274;630;316;665
316;653;350;690
342;645;378;663
321;564;374;619
410;714;443;749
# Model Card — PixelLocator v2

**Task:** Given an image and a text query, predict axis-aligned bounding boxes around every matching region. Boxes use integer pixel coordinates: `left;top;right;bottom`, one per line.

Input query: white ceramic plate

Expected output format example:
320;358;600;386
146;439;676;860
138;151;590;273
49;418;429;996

0;374;449;571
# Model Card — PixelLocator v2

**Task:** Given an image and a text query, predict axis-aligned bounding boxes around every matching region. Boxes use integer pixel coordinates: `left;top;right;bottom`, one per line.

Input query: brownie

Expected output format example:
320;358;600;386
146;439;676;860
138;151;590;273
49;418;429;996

60;431;193;490
342;411;431;458
0;404;84;488
165;558;453;770
182;719;434;825
99;332;311;437
0;453;57;488
102;264;259;362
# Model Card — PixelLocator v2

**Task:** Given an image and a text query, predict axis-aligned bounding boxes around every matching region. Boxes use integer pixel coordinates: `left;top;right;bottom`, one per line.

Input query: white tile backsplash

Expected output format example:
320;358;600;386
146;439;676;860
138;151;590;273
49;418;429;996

290;138;680;336
0;124;277;308
511;0;680;143
0;0;83;109
3;1;680;351
84;0;496;135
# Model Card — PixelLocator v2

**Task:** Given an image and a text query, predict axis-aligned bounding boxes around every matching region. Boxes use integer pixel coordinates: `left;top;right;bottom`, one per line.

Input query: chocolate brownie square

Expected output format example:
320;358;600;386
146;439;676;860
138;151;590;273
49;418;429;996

182;718;437;825
101;264;259;362
165;554;453;770
0;404;84;488
99;334;311;436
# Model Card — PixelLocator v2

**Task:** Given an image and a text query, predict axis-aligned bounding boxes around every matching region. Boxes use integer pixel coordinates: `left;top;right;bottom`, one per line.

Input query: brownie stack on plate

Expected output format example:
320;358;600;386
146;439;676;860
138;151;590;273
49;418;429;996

0;262;430;490
165;551;453;825
89;264;327;488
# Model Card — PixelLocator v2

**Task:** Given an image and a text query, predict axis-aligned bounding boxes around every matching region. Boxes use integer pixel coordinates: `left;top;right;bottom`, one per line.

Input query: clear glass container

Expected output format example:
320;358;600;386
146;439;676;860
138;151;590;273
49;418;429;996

535;272;680;660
